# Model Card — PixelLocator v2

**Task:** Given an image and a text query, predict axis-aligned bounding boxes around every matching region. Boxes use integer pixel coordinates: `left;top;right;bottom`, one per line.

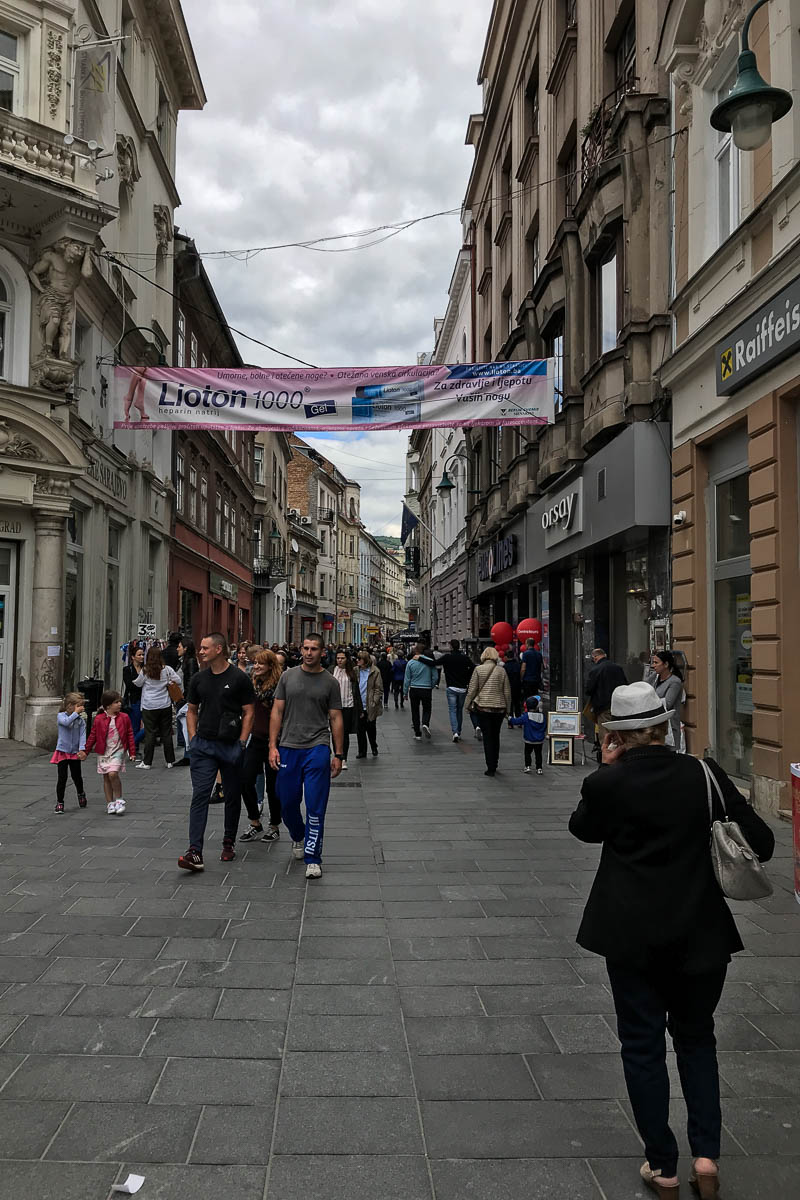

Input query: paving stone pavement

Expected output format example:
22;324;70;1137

0;697;797;1200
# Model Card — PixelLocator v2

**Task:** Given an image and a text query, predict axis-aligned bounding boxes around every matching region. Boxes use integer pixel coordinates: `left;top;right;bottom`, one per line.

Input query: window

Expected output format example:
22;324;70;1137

715;63;740;244
176;310;185;366
563;145;578;216
175;452;184;512
272;451;278;496
349;535;355;556
189;332;198;368
0;30;19;114
320;574;326;598
222;500;230;549
482;213;492;273
253;444;264;484
230;505;237;555
200;476;208;529
528;228;539;291
215;492;222;542
503;284;513;337
599;248;618;354
253;517;263;557
547;320;565;413
157;81;170;158
614;15;636;104
188;466;197;523
524;61;539;139
120;2;134;77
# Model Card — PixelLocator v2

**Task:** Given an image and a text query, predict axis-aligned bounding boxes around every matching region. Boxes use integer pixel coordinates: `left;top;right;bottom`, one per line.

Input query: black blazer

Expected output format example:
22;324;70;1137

569;747;775;973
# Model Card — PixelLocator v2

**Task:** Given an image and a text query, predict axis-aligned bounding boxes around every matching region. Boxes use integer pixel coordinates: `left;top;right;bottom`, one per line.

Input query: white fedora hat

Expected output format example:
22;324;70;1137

601;681;673;730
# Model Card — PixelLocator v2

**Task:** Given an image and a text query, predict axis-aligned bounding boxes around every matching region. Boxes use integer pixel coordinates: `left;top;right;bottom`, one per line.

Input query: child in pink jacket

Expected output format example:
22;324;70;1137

80;690;136;814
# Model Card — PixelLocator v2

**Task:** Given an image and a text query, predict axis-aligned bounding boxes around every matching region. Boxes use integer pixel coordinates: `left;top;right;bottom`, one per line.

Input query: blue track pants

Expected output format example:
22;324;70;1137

276;743;332;864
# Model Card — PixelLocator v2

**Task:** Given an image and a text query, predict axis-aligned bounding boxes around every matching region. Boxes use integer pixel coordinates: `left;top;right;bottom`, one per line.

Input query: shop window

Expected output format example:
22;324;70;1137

0;29;20;114
715;62;740;245
711;467;751;777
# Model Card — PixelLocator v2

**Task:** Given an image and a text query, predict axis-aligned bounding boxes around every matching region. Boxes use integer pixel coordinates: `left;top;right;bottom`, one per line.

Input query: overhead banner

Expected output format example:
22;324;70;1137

114;361;554;432
73;42;116;153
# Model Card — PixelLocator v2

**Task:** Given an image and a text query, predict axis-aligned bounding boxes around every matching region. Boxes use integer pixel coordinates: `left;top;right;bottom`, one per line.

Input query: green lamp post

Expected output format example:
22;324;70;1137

710;0;792;151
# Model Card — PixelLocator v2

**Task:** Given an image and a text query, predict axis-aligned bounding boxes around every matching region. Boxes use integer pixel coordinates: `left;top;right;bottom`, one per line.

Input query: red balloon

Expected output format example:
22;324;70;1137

490;621;514;647
516;618;542;645
495;643;509;658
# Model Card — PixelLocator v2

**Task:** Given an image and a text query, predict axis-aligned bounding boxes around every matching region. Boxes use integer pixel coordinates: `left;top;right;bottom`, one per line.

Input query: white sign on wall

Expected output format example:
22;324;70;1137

542;479;583;549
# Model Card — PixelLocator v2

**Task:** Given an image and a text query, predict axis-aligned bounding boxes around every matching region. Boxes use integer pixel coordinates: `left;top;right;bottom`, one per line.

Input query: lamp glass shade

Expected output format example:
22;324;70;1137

730;100;773;150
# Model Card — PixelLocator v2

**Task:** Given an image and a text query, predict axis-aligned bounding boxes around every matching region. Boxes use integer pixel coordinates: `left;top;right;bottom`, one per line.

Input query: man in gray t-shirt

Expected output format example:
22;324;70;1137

269;634;344;879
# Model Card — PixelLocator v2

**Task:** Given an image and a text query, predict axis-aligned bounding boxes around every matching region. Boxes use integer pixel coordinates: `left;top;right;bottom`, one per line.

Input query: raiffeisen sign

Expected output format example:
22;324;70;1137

716;274;800;395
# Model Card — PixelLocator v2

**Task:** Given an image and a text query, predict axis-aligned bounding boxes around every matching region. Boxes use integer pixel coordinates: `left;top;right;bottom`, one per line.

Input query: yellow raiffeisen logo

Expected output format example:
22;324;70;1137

720;348;733;381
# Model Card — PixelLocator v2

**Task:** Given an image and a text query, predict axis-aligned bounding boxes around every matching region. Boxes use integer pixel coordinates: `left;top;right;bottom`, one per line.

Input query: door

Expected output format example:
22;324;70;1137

0;542;17;740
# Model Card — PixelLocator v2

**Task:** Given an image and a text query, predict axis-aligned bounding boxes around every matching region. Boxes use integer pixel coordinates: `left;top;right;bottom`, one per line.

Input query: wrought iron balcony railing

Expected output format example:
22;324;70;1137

581;77;640;186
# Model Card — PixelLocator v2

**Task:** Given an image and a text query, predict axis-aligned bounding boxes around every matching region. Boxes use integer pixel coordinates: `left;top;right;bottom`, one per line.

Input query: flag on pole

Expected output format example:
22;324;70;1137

401;502;419;546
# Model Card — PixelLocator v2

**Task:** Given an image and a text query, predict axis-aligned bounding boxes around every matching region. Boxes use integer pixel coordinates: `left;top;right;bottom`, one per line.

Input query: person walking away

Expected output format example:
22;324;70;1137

269;633;343;879
122;645;146;752
568;681;774;1199
178;633;255;872
438;639;475;742
378;652;392;707
174;639;199;766
651;650;685;752
465;646;511;776
356;649;383;757
162;632;182;671
519;637;543;693
503;649;523;717
239;649;283;844
585;647;628;761
51;692;88;812
403;642;439;740
333;650;361;769
391;651;407;709
509;694;546;773
133;647;181;770
81;690;135;814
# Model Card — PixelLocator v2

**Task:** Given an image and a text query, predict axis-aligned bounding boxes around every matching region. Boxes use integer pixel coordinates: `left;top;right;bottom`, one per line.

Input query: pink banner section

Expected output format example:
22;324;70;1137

114;361;554;432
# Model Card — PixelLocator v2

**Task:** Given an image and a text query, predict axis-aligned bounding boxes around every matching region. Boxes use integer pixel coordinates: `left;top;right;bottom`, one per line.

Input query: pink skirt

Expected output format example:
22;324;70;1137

51;750;80;764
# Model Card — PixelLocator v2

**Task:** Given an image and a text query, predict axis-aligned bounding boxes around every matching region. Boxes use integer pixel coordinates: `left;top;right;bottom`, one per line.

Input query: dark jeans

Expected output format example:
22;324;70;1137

408;686;432;735
509;682;523;717
382;682;390;706
476;710;505;772
142;706;174;766
241;735;280;826
392;679;404;707
56;759;85;801
524;742;543;769
127;699;145;747
341;706;356;761
356;714;378;755
188;735;245;853
606;959;727;1177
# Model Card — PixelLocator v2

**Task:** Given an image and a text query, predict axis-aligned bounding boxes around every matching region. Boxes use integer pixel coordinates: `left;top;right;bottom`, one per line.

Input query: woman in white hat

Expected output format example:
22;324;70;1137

569;681;774;1199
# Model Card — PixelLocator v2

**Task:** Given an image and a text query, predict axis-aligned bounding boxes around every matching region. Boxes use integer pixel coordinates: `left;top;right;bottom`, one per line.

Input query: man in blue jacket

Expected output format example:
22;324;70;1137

403;642;439;740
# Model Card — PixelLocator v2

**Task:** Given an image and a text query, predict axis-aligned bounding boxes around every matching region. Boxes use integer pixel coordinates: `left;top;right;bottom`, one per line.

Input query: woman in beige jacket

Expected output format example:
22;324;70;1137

465;646;512;775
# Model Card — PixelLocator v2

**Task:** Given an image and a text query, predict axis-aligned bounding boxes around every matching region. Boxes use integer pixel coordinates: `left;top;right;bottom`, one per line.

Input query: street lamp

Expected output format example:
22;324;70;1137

710;0;792;151
114;326;168;366
436;449;482;496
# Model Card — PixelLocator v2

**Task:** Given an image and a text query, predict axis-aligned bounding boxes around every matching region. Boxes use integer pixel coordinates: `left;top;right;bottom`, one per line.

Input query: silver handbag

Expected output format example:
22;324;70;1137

701;760;772;901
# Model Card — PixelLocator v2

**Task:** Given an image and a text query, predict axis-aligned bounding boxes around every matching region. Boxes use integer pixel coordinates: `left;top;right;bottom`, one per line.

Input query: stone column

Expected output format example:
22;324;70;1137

24;509;67;747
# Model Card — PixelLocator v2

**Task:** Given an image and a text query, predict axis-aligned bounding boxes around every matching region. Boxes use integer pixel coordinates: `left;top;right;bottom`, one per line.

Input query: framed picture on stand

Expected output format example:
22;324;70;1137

547;712;581;737
555;695;580;712
550;736;573;765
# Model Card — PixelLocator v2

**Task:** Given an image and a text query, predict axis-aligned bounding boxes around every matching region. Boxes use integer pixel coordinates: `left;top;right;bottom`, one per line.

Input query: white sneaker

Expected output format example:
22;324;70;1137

135;761;150;770
341;760;348;770
475;727;483;740
523;766;531;774
107;801;117;815
414;735;422;741
537;768;543;775
452;734;460;742
166;762;174;769
292;841;305;860
115;798;126;814
305;863;322;879
422;724;431;739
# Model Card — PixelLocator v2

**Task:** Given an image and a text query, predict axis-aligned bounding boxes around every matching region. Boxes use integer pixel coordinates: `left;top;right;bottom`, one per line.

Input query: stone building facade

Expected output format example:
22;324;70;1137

657;0;800;811
0;0;204;744
251;429;291;644
458;0;672;697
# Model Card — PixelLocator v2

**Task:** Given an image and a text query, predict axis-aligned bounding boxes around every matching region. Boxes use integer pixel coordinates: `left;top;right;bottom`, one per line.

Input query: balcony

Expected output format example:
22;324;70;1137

252;555;287;589
318;508;335;524
0;110;101;200
581;79;640;186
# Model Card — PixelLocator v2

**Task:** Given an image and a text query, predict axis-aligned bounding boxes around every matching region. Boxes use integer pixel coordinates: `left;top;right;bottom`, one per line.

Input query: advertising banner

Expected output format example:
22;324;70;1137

114;361;554;432
73;43;116;152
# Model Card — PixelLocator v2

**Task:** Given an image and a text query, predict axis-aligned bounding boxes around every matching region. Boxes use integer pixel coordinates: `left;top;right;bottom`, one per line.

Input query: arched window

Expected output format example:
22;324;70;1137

0;249;30;387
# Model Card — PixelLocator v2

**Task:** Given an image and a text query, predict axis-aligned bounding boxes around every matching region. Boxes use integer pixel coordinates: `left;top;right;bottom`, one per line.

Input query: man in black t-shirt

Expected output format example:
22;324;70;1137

178;632;255;873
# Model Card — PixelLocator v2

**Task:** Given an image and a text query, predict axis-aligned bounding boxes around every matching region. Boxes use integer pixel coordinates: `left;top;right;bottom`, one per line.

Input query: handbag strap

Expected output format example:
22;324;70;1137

474;662;501;706
700;759;729;824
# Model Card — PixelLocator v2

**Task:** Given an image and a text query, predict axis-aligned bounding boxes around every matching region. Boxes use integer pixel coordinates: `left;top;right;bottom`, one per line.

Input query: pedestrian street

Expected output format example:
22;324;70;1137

0;695;797;1199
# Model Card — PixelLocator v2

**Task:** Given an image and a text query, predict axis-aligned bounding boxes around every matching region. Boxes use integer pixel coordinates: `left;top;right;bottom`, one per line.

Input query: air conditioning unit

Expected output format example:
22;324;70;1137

300;516;311;526
288;507;300;518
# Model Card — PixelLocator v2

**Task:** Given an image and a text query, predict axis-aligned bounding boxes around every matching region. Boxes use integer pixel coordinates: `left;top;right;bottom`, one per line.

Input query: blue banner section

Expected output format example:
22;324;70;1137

446;361;548;379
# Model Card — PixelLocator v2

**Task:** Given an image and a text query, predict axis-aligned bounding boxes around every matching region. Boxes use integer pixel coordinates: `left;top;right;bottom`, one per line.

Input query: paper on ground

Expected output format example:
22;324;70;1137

112;1175;145;1195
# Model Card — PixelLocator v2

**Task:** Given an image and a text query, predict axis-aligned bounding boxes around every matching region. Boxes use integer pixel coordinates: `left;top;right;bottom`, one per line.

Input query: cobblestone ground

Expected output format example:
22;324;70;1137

0;698;797;1199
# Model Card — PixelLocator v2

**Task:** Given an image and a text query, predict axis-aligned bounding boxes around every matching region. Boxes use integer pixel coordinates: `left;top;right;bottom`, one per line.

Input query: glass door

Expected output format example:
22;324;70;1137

711;470;751;777
0;543;16;740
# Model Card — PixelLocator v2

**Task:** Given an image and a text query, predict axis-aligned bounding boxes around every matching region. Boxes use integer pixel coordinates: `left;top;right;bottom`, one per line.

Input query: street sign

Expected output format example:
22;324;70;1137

336;622;345;632
137;623;157;639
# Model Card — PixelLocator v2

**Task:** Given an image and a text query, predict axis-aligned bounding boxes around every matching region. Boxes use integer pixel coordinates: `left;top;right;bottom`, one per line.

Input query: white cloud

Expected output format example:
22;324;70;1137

303;432;409;538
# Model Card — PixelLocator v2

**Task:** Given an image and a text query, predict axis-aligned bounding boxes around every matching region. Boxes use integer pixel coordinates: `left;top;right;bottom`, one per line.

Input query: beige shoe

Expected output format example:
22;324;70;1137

641;1161;680;1198
689;1161;719;1198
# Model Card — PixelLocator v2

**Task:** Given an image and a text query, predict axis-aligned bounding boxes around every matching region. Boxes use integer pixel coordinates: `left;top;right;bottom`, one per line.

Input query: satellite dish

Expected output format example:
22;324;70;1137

291;538;299;553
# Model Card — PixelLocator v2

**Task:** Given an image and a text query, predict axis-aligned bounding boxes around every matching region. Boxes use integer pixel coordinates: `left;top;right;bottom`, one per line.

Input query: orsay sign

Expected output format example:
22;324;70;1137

541;479;583;549
541;493;578;532
478;535;516;581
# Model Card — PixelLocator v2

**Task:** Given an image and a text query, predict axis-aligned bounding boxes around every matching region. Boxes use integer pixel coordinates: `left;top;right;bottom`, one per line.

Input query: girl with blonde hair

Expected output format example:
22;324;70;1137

239;648;283;843
51;692;88;813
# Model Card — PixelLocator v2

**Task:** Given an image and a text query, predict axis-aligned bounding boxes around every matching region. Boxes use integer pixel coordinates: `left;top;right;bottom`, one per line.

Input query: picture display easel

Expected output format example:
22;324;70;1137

547;696;582;766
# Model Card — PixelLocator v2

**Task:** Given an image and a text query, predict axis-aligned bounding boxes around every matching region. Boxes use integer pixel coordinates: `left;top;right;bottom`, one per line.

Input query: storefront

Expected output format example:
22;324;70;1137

469;514;533;640
664;269;800;811
169;532;253;648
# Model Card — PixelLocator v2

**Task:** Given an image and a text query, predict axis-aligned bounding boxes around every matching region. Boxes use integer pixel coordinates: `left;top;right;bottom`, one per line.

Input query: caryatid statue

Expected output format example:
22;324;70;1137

29;239;93;360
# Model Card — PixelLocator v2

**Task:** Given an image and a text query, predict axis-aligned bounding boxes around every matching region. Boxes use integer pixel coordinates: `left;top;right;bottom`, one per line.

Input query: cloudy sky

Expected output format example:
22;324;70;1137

176;0;493;535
